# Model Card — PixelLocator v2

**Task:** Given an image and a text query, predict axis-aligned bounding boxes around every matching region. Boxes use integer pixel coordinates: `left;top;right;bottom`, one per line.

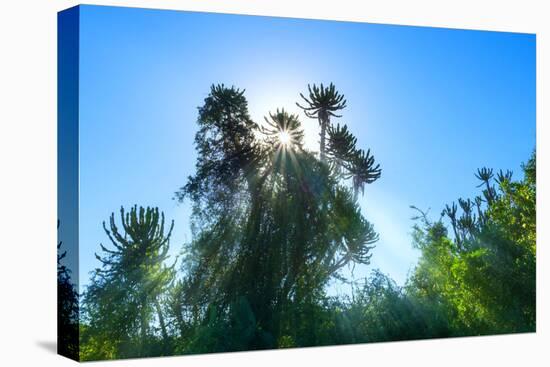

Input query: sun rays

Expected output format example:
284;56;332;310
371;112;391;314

260;108;305;151
256;108;308;181
278;131;291;146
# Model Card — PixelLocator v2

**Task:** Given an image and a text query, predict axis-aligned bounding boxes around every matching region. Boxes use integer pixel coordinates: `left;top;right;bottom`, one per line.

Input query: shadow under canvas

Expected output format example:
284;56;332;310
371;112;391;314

36;340;57;354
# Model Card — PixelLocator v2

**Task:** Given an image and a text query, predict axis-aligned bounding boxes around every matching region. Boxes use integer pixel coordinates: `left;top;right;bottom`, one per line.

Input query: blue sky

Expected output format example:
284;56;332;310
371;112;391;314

68;5;535;294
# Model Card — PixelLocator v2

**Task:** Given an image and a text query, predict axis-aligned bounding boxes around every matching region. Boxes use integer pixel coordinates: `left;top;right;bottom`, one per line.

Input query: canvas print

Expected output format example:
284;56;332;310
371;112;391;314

57;5;536;362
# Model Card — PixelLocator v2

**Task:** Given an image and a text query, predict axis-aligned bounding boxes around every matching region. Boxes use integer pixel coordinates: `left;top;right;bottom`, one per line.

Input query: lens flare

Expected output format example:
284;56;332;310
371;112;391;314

278;131;291;146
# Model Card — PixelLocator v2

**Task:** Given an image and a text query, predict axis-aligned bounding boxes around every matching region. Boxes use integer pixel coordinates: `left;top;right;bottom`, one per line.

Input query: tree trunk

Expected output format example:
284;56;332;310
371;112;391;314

175;307;186;339
319;116;326;162
140;298;147;357
155;298;169;341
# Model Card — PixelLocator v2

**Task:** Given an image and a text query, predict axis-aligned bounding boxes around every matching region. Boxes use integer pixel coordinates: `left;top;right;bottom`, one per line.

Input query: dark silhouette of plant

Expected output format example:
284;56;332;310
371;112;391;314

326;123;357;176
175;84;259;228
57;220;79;360
326;124;381;198
171;84;380;353
347;148;382;199
260;109;304;150
297;83;347;162
298;84;381;198
475;167;497;204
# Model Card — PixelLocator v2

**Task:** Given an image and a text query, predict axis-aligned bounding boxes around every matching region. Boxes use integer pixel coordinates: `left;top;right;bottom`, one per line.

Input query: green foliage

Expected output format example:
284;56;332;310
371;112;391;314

170;83;380;353
345;270;451;342
175;84;259;232
78;82;535;360
407;152;536;335
80;206;176;361
327;155;536;342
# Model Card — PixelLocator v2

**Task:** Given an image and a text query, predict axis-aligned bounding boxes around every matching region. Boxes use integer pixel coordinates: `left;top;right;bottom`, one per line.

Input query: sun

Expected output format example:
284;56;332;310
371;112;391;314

278;131;291;146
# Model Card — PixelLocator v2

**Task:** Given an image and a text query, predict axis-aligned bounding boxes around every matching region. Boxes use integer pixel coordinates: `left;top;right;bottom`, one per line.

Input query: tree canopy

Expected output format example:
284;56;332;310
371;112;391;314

76;83;535;361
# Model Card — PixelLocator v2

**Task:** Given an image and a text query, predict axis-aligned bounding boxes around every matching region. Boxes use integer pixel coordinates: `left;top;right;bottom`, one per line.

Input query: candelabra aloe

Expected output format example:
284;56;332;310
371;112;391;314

260;108;304;150
87;206;176;357
298;84;381;199
297;83;347;162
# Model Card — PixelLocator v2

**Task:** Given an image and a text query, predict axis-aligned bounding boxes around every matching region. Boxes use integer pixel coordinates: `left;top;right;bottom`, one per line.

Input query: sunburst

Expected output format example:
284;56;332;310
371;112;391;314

278;131;291;146
261;109;304;150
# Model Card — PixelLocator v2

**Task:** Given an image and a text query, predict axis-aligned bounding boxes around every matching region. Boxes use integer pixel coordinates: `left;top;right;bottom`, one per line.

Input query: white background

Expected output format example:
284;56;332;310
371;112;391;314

0;0;548;365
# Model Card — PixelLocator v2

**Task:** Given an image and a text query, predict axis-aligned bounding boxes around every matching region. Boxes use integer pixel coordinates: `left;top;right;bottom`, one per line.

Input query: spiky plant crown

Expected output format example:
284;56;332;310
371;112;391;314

326;123;357;164
296;83;347;120
260;108;304;149
96;206;174;276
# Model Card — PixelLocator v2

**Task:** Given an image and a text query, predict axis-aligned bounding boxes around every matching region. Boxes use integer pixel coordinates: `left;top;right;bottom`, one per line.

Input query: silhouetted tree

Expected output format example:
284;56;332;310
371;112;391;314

175;84;259;229
297;83;346;162
57;220;79;360
81;206;175;360
176;85;380;352
77;81;535;360
298;84;381;198
260;109;305;150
